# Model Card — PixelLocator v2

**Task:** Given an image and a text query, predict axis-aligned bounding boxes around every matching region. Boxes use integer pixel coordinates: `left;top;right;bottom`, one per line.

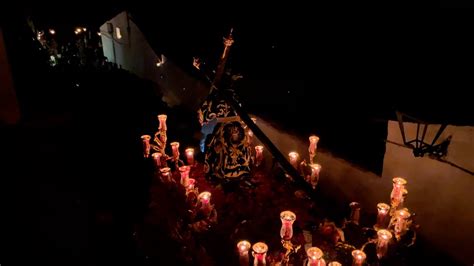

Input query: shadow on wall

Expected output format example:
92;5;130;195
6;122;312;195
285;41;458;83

383;122;474;266
254;116;471;265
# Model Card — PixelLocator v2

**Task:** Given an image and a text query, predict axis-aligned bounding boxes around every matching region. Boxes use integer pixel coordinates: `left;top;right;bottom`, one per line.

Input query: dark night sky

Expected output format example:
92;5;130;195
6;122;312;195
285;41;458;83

10;4;474;123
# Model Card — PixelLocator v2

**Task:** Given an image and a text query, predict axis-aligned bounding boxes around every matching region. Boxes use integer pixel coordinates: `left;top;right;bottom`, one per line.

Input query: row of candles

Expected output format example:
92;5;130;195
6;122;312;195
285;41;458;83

287;135;322;189
251;132;322;189
235;211;352;265
141;115;414;264
140;115;214;217
141;135;195;166
234;176;412;265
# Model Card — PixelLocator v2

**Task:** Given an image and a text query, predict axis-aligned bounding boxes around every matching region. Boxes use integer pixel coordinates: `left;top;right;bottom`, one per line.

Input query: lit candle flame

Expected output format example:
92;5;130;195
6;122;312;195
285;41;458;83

237;240;251;253
186;148;194;156
198;191;211;204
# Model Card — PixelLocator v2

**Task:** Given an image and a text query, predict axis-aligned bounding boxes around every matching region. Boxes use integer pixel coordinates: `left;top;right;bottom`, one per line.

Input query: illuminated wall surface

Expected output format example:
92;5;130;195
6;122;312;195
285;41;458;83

100;11;208;110
383;121;474;265
256;118;473;265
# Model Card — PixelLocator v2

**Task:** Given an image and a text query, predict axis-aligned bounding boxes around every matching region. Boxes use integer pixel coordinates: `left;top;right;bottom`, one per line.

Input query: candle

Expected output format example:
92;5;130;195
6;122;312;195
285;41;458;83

308;135;320;164
160;167;172;183
390;177;407;210
237;240;251;266
374;203;390;230
170;142;180;159
288;152;299;168
185;148;195;165
255;145;264;167
198;191;212;212
306;247;325;266
141;135;151;158
309;164;322;189
280;210;296;241
179;166;191;186
394;208;411;239
376;229;392;259
349;202;361;225
351;250;366;266
157;114;167;131
185;178;196;196
246;129;254;146
328;262;342;266
155;115;168;155
151;152;162;168
252;242;268;266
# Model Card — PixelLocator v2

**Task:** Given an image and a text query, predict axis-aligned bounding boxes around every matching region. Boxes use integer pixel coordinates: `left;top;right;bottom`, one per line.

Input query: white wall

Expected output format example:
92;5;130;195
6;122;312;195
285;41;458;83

254;117;474;265
100;12;209;110
382;121;474;265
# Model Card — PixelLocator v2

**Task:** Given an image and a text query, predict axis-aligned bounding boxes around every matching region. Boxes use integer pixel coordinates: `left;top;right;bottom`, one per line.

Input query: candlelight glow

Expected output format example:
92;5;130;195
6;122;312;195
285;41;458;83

49;29;55;35
308;135;320;164
280;210;296;240
288;152;299;160
306;247;323;260
237;240;251;252
309;135;319;144
160;167;172;182
185;148;195;165
377;203;390;214
186;178;195;191
377;229;393;259
396;209;411;219
251;242;268;266
157;114;167;130
309;163;322;189
179;166;191;186
288;151;299;168
255;145;264;166
394;208;411;240
393;177;407;186
170;142;180;148
170;142;180;159
351;250;366;265
185;148;194;156
160;167;171;175
252;242;268;254
198;191;211;204
280;210;296;222
141;135;151;158
378;229;392;240
151;152;161;168
349;202;361;225
375;202;390;230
